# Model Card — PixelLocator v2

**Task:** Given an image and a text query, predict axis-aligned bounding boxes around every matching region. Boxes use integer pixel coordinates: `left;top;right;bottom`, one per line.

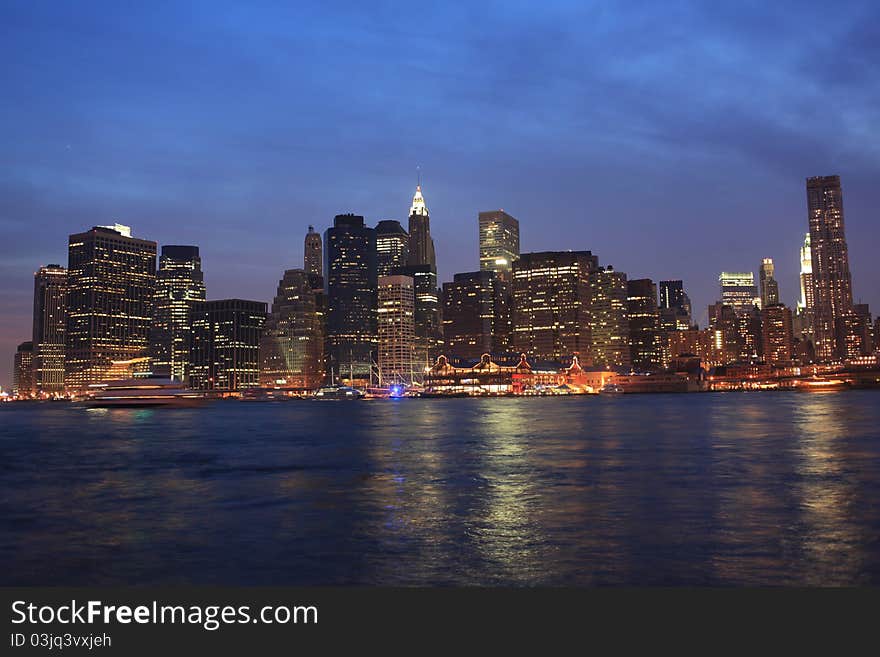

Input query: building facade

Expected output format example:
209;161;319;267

304;225;322;279
627;278;662;371
32;264;68;395
761;303;793;365
719;272;757;314
759;258;779;308
512;251;597;364
65;225;157;389
375;220;409;277
377;275;416;385
478;210;520;282
13;341;34;399
191;299;266;391
324;214;377;384
260;269;324;390
150;245;205;382
807;175;854;361
442;270;505;360
589;266;631;369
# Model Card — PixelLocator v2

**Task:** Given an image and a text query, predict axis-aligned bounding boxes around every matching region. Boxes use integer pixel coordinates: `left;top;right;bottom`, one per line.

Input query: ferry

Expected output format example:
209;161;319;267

313;385;364;400
83;377;205;407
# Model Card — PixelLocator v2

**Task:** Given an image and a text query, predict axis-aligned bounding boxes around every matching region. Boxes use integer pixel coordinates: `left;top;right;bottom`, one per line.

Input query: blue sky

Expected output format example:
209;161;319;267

2;0;879;388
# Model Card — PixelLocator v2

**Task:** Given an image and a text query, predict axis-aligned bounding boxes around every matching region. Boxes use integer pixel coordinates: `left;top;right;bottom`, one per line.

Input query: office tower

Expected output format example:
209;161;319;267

759;258;779;308
13;342;34;398
708;303;742;364
479;210;520;282
407;185;436;268
304;225;322;279
807;175;854;361
719;272;757;314
659;280;690;314
391;264;442;365
65;225;157;389
837;303;873;359
324;214;377;384
190;299;266;391
375;220;410;277
150;246;205;382
627;279;662;371
442;270;507;360
589;266;631;369
761;304;793;366
511;251;597;363
377;275;416;385
795;233;815;342
260;269;324;389
31;265;67;395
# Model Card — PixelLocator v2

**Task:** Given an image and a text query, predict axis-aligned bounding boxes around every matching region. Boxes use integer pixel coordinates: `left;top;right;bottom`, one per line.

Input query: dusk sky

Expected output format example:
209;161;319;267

2;0;879;390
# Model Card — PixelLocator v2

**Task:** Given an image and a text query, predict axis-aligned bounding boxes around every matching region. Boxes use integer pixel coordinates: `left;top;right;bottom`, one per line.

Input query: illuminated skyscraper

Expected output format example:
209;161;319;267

589;266;631;369
442;270;506;360
304;225;322;279
377;275;415;385
324;214;377;384
391;264;442;366
65;225;157;389
260;269;324;390
13;341;34;399
719;272;757;314
806;175;854;361
375;220;409;277
759;258;779;308
407;185;435;269
761;303;793;366
191;299;266;391
479;210;520;282
150;246;205;382
512;251;597;363
627;278;661;371
795;233;815;343
31;264;67;395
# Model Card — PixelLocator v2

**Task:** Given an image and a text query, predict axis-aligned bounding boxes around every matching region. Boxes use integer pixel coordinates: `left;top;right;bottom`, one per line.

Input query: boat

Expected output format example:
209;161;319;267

313;385;365;400
83;377;205;407
599;383;625;394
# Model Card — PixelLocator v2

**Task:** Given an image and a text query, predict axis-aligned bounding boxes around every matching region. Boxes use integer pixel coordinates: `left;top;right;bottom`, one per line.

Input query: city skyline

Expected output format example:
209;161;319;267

2;1;880;389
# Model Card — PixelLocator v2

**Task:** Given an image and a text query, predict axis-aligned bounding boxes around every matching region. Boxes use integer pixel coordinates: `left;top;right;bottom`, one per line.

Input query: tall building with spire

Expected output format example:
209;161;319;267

304;225;322;279
806;175;853;361
407;185;435;269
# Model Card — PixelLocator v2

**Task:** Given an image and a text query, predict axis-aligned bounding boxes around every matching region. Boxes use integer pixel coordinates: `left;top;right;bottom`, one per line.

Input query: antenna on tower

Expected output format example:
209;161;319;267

417;165;421;189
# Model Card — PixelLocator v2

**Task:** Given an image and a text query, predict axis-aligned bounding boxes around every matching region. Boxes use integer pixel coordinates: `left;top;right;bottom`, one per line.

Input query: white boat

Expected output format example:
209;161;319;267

313;385;364;400
599;383;625;394
84;377;205;407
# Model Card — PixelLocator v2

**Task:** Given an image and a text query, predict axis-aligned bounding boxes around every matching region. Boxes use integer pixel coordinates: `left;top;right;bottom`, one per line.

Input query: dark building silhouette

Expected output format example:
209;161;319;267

324;214;377;384
65;225;157;389
13;341;34;399
260;269;324;390
304;225;322;279
191;299;266;391
375;220;409;277
32;264;67;395
512;251;597;364
627;278;662;371
150;245;205;382
806;175;854;361
442;270;507;360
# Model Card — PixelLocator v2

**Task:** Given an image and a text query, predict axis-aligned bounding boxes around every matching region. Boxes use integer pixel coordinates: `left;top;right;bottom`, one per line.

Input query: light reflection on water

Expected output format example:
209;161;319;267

1;392;879;585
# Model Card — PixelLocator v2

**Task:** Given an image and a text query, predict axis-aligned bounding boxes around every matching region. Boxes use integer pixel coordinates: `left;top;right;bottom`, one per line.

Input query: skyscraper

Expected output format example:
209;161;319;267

375;220;409;277
658;279;692;333
627;278;661;371
150;245;205;382
761;304;794;366
407;185;436;269
512;251;597;363
479;210;520;282
795;233;815;343
377;275;416;385
589;266;631;370
260;269;324;389
13;341;34;399
806;175;854;361
324;214;377;384
65;225;157;389
442;270;505;360
304;225;322;279
391;264;442;366
719;272;757;314
191;299;266;391
32;264;67;395
759;258;779;308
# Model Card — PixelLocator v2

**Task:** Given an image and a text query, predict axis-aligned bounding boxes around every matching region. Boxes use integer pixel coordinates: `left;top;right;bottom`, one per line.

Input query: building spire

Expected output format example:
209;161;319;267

410;172;428;217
